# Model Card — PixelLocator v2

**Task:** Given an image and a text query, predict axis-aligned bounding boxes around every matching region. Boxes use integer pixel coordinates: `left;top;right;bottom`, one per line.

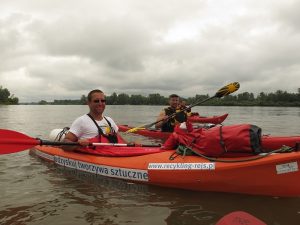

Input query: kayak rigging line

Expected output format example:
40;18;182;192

54;127;69;141
169;145;296;162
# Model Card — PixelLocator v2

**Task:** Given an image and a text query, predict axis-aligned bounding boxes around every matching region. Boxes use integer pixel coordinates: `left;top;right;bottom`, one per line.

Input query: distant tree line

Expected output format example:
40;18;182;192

209;90;300;106
4;85;299;107
36;90;300;107
36;95;87;105
0;86;19;104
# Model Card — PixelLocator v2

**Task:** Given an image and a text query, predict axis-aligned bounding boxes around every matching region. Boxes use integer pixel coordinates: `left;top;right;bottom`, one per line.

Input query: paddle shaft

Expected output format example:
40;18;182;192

144;95;215;129
40;140;160;147
17;139;161;148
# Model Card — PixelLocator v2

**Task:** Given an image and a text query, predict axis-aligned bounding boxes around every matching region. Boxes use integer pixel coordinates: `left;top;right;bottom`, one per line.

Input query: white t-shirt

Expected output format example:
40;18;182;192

69;114;119;139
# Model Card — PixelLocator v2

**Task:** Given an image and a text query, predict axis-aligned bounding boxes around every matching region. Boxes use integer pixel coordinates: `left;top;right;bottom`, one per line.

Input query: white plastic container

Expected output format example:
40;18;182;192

49;127;69;141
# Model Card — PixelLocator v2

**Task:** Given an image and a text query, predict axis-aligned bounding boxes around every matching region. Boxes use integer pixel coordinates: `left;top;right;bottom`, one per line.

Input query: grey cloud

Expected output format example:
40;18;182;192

0;0;300;102
274;1;300;32
31;16;152;72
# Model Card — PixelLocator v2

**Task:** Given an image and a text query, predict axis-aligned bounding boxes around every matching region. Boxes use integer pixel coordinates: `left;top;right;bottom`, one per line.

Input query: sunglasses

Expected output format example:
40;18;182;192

93;99;106;103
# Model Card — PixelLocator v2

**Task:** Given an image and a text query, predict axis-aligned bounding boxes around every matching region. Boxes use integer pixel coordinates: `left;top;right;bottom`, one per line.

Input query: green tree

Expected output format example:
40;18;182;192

0;86;19;104
7;94;19;104
116;93;130;105
80;95;87;104
130;94;147;105
237;92;254;101
38;100;48;105
257;92;266;101
148;93;166;105
0;86;10;102
108;92;118;105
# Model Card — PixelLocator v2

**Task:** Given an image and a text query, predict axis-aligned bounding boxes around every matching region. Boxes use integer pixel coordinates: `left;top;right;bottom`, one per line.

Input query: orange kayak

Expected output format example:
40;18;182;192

30;135;300;197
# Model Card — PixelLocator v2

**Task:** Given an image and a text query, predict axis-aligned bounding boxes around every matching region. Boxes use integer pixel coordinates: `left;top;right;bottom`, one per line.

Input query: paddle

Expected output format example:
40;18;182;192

126;82;240;133
216;211;266;225
0;129;161;155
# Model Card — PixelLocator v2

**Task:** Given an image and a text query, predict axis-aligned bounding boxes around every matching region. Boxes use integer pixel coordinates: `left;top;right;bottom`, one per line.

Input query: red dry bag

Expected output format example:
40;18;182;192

165;124;262;157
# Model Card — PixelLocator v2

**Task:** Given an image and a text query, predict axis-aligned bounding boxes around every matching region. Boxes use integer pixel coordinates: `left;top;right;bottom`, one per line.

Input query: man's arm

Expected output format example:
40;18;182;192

62;132;90;151
155;110;168;129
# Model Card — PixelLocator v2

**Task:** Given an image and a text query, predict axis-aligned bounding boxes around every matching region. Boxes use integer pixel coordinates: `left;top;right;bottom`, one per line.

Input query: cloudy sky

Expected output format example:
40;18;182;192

0;0;299;102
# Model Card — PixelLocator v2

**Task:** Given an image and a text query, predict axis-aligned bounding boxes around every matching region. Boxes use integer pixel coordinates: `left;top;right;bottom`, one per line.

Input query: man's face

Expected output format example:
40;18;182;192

169;97;179;109
88;92;106;115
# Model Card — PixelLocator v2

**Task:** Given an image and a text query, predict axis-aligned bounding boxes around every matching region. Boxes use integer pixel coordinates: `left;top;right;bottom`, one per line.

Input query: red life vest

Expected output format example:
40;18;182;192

164;124;262;157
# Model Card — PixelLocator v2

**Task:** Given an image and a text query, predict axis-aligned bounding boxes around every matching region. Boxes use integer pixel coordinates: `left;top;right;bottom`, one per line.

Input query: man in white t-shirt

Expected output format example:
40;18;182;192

63;89;119;151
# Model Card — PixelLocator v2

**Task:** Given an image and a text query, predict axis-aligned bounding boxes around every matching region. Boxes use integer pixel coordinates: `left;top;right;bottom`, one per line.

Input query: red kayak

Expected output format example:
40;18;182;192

118;124;221;140
188;113;228;124
119;114;228;140
118;124;171;140
216;211;266;225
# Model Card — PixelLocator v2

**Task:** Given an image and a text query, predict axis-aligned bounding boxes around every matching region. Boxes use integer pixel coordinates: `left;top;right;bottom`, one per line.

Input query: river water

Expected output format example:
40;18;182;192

0;105;300;225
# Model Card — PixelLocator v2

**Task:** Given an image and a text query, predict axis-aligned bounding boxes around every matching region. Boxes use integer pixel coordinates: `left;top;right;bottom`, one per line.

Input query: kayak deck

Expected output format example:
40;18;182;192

188;113;228;124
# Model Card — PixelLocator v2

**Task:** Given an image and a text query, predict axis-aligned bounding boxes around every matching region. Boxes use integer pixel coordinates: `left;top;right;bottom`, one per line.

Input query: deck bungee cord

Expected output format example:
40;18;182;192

170;144;299;162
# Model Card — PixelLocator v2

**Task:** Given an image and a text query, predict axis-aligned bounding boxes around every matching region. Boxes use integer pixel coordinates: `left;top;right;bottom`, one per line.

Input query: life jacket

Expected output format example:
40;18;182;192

161;107;188;132
87;114;119;143
180;105;191;113
164;124;262;157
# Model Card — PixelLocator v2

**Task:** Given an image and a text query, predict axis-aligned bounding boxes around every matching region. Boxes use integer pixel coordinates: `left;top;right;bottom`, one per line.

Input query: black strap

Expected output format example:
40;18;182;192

87;114;117;143
103;117;115;133
87;114;104;141
219;125;227;153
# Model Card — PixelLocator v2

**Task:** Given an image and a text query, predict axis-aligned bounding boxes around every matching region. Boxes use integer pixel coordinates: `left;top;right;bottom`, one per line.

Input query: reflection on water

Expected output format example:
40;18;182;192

0;105;300;225
2;154;299;225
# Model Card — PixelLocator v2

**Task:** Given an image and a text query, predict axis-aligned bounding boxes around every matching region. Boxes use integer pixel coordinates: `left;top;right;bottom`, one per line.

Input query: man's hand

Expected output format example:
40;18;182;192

78;138;90;147
162;115;170;123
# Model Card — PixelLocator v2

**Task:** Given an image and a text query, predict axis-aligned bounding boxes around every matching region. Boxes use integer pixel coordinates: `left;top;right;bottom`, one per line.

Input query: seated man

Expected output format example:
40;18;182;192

63;89;119;151
155;94;187;132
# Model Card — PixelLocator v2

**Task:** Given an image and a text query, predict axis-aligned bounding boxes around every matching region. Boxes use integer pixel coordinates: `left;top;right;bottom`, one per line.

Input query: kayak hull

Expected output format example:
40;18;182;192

30;135;300;197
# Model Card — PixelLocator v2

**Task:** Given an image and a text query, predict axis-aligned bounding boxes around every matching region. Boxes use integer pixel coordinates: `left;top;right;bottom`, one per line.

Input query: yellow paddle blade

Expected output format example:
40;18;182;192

125;126;146;133
215;82;240;98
